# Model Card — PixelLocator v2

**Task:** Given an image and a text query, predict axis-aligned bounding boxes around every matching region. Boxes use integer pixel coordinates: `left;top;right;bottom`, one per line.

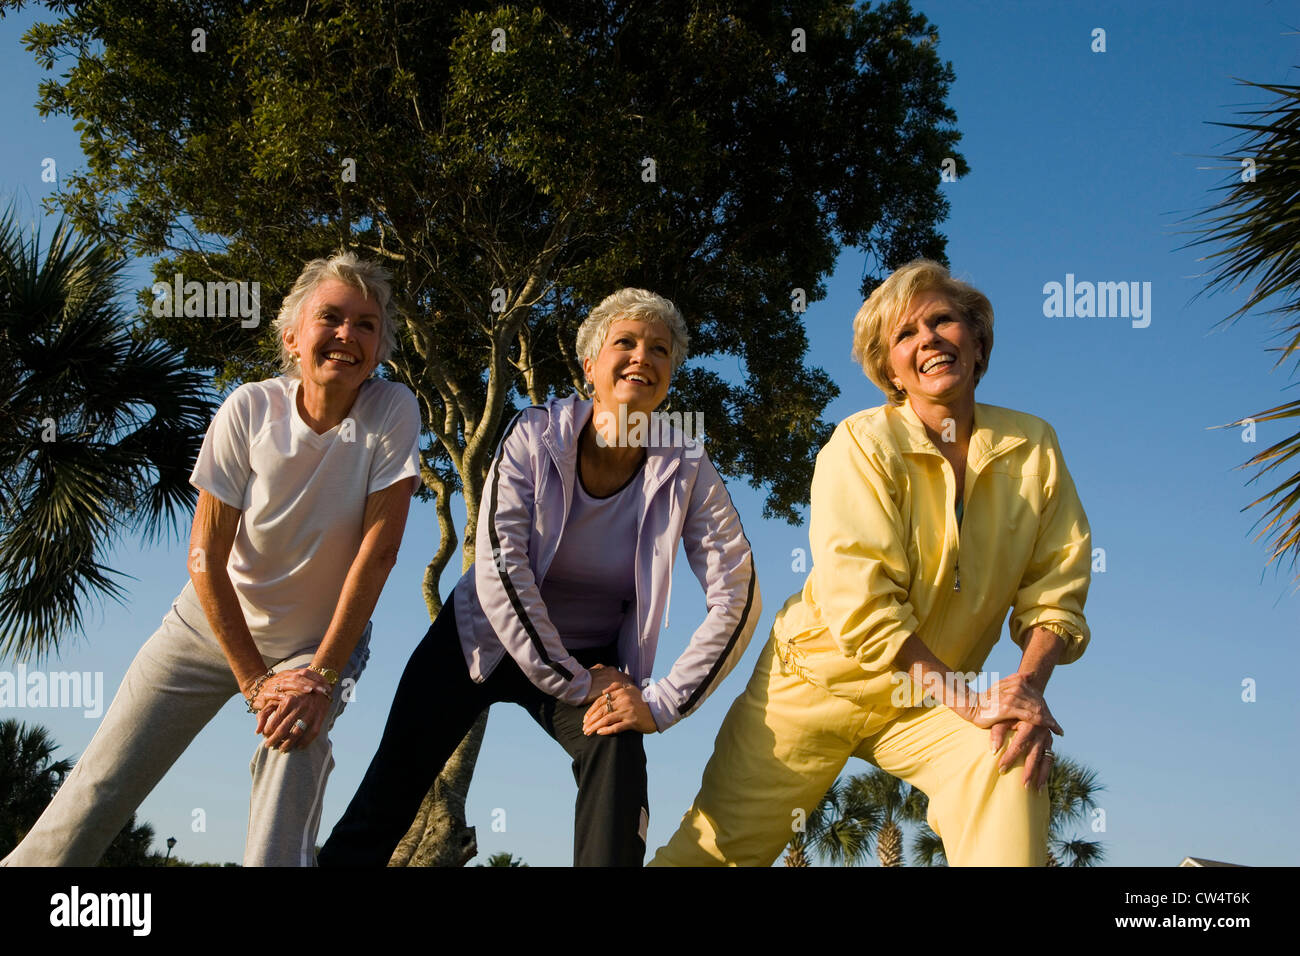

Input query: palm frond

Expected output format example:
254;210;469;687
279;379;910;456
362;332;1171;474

910;823;947;867
0;209;215;660
1184;78;1300;578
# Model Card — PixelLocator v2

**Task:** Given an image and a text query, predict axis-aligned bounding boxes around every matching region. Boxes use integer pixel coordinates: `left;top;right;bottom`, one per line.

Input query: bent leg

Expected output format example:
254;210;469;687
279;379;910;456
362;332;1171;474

244;624;372;867
2;592;235;866
318;608;487;867
648;638;861;867
858;704;1049;866
518;688;649;867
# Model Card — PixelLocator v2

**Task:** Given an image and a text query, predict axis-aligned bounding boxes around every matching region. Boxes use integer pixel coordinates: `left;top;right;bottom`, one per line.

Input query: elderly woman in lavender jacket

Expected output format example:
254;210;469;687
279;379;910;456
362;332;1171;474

321;288;760;867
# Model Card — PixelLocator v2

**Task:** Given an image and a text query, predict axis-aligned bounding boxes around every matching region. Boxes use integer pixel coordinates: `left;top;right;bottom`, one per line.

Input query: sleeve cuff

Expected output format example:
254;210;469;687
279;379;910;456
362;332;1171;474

1016;618;1089;665
641;681;679;733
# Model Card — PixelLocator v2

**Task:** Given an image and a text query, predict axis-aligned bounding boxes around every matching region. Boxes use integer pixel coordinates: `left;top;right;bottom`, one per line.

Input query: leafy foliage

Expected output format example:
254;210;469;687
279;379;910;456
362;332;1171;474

844;767;926;866
1045;753;1105;867
0;212;214;660
0;718;166;864
783;776;883;866
0;718;71;855
19;0;965;537
1189;79;1300;580
785;753;1105;866
475;850;528;866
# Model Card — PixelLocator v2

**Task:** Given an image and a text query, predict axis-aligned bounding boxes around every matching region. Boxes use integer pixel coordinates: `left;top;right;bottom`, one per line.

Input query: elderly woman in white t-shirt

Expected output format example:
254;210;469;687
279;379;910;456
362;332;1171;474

1;252;421;867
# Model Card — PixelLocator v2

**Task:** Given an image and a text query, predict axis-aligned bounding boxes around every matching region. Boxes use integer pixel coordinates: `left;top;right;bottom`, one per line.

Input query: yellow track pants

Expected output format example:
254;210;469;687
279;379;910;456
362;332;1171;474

650;635;1049;866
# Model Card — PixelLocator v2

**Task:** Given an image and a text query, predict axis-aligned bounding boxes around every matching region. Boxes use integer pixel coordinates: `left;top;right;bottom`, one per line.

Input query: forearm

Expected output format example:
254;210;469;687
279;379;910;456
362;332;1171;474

189;565;267;696
892;633;971;710
1014;625;1067;694
310;548;398;675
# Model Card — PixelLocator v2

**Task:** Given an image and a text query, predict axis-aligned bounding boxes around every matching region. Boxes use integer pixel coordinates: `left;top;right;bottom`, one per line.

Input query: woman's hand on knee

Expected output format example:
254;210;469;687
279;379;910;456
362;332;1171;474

257;673;332;752
964;674;1063;736
582;681;656;736
251;670;319;722
991;720;1055;793
584;663;635;704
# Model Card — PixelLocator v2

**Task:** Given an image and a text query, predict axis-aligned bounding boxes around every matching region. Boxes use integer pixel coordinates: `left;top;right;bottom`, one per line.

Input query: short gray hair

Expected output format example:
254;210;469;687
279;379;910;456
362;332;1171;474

576;288;689;374
273;251;398;377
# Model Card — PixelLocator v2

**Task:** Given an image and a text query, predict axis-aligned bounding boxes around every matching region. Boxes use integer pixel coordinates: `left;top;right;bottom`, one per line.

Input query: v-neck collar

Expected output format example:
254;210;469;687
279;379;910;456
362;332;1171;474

286;376;360;447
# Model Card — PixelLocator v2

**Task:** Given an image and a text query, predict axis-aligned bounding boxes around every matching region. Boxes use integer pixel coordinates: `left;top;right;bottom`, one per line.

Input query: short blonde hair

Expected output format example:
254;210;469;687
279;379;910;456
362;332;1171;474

850;259;994;405
273;251;397;377
577;288;690;375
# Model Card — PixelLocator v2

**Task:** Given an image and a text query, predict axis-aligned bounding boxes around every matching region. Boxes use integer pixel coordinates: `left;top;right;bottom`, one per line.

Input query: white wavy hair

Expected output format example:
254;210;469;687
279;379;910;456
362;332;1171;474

576;287;689;375
273;251;397;376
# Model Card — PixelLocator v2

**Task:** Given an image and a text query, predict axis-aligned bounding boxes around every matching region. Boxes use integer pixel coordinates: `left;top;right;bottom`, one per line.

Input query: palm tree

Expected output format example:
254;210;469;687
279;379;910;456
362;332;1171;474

475;851;528;867
0;212;214;661
0;718;168;863
0;718;73;855
98;814;158;867
1045;754;1105;867
848;755;1105;867
783;777;883;867
845;769;928;867
910;822;947;867
1189;79;1300;580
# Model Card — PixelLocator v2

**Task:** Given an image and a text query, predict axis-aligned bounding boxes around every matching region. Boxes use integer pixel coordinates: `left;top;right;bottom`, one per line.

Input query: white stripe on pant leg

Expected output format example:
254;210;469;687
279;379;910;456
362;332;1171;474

296;738;334;867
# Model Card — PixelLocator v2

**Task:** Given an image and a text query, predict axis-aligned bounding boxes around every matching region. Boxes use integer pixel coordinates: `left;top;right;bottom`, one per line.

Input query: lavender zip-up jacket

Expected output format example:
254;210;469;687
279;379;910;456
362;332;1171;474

452;394;760;731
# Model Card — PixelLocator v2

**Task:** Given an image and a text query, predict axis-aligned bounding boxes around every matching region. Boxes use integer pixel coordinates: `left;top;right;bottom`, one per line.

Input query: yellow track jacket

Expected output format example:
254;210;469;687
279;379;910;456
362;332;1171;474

773;400;1092;710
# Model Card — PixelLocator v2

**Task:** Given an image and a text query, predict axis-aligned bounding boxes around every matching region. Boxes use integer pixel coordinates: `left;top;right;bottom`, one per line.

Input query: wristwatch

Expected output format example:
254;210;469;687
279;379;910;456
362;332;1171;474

307;664;340;685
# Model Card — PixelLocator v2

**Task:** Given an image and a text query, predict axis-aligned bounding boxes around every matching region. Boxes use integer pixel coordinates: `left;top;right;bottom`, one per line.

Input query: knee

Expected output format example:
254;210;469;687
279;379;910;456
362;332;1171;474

573;730;647;788
584;729;646;765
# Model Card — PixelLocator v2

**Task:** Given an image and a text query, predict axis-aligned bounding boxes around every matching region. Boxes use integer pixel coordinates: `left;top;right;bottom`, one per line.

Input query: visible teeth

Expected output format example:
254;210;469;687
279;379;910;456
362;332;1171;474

625;374;649;384
325;352;357;364
921;355;954;373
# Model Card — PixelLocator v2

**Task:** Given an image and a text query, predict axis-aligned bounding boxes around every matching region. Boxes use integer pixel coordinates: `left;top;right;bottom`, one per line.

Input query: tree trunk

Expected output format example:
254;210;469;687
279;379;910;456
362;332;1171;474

389;709;489;867
784;840;810;867
877;821;904;867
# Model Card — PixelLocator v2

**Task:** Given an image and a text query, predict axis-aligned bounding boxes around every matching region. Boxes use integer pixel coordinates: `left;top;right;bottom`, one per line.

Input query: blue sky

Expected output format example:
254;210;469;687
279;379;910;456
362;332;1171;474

2;0;1297;867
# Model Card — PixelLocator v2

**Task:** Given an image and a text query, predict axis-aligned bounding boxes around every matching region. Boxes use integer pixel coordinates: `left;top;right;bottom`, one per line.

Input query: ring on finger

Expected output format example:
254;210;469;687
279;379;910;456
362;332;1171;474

605;700;613;714
293;719;307;733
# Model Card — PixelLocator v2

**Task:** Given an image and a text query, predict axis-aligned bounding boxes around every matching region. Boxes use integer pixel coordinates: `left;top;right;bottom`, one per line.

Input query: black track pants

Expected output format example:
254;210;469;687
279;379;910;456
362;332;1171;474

319;602;648;867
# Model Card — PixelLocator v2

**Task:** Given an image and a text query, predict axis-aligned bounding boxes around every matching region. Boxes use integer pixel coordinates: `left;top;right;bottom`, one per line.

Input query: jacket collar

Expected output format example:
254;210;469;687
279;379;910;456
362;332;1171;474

539;393;683;489
892;399;1028;472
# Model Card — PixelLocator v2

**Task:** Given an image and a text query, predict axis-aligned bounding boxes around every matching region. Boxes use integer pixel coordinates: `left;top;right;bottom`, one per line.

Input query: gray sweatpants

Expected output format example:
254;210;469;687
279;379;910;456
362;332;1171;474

0;581;368;867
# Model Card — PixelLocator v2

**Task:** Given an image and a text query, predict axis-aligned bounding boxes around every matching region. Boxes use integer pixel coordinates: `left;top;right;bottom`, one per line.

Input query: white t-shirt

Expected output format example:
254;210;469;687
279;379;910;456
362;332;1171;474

190;375;421;658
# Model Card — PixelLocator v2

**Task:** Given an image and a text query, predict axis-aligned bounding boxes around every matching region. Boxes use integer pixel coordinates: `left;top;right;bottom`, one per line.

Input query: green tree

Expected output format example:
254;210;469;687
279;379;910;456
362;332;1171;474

783;776;883;867
910;821;946;867
98;813;158;867
844;768;926;866
789;754;1105;867
16;0;967;864
475;851;528;866
0;718;72;855
1044;754;1105;867
0;718;167;864
0;212;214;661
1189;78;1300;580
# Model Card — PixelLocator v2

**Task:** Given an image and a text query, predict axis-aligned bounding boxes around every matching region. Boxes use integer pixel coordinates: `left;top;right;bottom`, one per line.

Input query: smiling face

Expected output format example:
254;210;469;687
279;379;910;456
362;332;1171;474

583;316;673;418
282;278;383;394
887;290;983;408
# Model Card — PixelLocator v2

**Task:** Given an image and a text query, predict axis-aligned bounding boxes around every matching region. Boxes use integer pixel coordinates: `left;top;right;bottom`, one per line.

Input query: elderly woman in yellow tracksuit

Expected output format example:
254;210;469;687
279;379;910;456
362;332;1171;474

650;259;1091;867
